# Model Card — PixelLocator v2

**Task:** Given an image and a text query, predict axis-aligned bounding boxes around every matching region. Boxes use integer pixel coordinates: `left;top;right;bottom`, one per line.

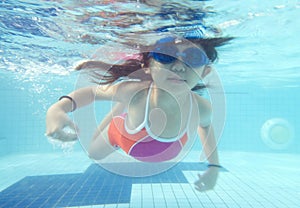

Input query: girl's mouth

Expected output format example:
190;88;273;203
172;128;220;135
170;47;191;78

167;77;186;83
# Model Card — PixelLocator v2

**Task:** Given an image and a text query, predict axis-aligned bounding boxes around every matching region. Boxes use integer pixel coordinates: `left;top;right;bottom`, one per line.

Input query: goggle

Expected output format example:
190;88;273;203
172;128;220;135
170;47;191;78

149;37;209;68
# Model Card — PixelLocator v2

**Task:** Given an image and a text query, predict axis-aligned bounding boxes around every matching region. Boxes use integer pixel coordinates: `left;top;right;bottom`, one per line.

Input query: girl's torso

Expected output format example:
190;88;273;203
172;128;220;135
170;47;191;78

118;81;200;141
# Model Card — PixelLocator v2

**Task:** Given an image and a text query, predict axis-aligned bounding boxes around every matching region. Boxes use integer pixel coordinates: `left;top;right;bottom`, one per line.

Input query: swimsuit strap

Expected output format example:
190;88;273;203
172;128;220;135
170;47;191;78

124;83;152;134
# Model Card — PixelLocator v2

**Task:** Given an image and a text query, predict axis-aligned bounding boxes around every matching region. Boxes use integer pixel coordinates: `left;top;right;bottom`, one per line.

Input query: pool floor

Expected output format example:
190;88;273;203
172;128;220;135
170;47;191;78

0;151;299;208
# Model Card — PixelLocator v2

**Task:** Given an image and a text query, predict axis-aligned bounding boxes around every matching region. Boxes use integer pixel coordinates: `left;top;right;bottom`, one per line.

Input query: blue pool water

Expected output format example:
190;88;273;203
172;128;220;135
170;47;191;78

0;0;300;207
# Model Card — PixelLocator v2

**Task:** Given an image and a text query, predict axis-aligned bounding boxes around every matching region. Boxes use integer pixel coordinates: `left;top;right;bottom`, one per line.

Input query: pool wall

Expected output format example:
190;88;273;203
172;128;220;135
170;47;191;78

1;78;299;157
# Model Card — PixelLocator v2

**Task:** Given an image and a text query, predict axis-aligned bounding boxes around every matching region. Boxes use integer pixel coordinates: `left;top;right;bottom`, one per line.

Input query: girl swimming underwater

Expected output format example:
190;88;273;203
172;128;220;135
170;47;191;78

46;34;233;191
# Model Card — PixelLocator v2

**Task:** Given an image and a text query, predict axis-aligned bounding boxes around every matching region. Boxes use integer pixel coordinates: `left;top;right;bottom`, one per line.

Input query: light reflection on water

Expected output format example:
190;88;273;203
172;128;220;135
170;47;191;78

0;0;299;89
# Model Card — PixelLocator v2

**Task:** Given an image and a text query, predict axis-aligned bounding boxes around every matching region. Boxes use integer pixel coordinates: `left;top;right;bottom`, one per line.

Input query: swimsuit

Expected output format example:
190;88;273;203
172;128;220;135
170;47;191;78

108;84;193;162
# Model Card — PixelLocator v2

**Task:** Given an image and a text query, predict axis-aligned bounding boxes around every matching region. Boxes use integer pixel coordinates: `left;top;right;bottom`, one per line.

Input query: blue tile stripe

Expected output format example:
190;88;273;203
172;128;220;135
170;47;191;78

0;162;227;208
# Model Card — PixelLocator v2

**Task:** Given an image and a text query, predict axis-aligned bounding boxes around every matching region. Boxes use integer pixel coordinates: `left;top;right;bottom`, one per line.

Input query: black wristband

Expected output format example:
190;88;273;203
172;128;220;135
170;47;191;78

207;164;222;168
59;96;77;112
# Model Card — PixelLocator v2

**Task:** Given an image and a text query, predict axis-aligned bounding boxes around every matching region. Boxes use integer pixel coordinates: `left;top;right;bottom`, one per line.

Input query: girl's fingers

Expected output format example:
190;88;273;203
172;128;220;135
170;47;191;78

55;129;78;142
46;122;78;142
195;185;208;192
66;119;80;134
194;181;207;192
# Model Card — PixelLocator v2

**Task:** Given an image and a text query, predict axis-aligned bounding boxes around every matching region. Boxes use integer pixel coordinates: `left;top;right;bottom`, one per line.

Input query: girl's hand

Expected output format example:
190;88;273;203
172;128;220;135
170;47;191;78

45;106;78;142
194;167;219;192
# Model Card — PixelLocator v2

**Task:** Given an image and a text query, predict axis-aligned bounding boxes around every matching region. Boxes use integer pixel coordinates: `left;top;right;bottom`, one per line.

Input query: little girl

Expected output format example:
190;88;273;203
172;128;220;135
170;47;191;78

46;34;233;191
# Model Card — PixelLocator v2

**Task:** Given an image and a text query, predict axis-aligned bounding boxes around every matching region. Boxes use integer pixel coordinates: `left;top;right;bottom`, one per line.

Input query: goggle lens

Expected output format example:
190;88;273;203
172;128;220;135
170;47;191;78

150;39;209;68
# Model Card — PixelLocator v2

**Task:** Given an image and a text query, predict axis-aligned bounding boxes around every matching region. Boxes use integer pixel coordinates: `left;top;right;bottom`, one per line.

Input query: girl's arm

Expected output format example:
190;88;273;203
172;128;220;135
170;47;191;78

45;81;139;142
45;84;122;141
194;125;220;192
193;95;220;192
198;125;220;166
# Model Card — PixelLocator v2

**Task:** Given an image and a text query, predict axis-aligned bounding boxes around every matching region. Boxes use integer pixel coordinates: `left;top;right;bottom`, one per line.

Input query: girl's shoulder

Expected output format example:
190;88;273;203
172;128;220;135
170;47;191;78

192;93;212;127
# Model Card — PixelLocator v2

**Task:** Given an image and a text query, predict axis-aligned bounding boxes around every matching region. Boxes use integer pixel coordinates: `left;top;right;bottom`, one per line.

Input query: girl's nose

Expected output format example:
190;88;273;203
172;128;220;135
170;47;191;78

170;61;186;72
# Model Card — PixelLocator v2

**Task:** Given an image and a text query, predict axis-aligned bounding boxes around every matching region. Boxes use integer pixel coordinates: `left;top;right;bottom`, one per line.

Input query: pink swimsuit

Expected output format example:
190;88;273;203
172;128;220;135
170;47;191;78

108;84;193;162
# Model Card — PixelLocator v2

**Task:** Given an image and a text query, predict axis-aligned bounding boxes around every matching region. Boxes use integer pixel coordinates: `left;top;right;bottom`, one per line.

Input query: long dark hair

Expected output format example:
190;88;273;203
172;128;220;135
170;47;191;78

76;37;234;91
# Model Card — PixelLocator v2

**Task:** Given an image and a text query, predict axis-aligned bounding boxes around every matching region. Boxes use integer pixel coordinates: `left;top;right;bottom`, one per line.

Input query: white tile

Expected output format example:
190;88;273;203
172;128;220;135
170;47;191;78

116;204;129;208
102;204;117;208
2;151;300;208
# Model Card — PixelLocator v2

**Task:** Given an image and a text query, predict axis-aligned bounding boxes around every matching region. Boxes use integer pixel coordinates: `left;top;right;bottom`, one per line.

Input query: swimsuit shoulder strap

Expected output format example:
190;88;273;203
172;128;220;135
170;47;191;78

124;82;152;134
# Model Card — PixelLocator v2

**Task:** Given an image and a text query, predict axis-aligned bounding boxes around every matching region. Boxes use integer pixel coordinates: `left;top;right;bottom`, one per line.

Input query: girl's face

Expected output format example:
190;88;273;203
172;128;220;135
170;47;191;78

148;42;210;91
